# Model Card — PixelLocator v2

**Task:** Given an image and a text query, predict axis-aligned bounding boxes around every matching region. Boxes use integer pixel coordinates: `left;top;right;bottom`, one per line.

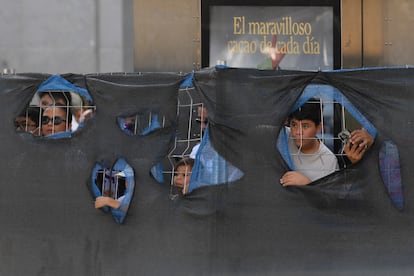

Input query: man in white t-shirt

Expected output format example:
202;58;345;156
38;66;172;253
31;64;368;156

280;99;339;186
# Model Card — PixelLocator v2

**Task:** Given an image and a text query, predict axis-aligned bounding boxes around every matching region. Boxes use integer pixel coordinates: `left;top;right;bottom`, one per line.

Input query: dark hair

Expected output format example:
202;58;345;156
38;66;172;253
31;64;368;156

39;91;72;106
174;157;194;171
289;98;322;126
43;103;72;124
18;106;41;126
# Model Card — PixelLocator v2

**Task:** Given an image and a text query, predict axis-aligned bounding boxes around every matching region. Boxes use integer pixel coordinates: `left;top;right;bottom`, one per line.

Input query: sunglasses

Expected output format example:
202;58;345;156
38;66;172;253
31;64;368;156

41;116;66;125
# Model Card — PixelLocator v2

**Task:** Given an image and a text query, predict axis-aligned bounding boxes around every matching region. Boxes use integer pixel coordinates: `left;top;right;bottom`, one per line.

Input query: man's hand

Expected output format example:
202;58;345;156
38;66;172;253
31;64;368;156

344;141;366;164
349;128;374;149
344;128;374;164
280;171;311;186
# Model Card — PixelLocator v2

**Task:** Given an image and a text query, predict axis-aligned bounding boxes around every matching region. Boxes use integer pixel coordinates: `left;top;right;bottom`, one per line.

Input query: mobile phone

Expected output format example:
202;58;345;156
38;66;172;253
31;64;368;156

338;129;351;144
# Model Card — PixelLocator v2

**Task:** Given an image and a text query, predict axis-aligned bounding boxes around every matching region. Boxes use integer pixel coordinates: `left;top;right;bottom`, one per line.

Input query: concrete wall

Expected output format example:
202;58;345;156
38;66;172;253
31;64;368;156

0;0;134;74
382;0;414;66
1;0;414;74
133;0;414;71
133;0;200;72
342;0;414;68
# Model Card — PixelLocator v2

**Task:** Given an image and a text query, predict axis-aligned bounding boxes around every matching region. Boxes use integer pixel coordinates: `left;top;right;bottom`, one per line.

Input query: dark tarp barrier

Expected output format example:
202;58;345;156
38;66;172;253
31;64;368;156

2;68;414;275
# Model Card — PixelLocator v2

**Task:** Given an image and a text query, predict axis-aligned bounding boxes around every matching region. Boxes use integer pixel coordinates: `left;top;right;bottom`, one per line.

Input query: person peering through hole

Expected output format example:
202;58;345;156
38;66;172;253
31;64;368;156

15;91;74;138
173;157;194;195
38;91;94;133
189;106;208;159
14;91;72;136
280;98;339;186
69;92;94;132
94;171;127;210
40;104;72;137
38;91;71;108
17;92;94;137
279;98;374;187
15;75;96;137
15;106;40;136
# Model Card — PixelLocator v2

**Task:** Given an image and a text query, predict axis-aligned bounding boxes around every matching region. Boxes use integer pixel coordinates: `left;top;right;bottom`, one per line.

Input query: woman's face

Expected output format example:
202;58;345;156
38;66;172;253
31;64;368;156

41;107;70;136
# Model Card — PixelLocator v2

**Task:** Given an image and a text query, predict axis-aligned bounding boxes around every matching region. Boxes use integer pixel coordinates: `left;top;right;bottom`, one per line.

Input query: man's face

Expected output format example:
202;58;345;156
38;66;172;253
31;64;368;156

290;118;321;149
41;107;70;136
196;107;208;132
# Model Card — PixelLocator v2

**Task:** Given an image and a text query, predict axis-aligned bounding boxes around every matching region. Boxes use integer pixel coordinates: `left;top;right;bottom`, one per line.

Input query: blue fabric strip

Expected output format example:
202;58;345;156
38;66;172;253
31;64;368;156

188;126;244;193
379;141;404;211
37;74;93;104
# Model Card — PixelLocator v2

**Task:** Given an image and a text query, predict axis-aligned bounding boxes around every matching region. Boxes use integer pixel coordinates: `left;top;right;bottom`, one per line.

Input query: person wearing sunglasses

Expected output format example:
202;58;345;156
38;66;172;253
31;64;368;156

41;104;72;137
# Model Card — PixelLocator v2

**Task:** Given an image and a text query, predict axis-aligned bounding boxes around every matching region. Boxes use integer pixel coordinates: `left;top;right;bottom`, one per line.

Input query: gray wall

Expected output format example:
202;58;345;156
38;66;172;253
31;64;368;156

1;0;414;74
133;0;200;73
342;0;414;68
133;0;414;72
0;0;134;74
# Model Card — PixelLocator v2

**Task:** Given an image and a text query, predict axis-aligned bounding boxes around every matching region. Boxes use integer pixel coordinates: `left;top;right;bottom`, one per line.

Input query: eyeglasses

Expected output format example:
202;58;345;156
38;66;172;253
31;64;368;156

41;116;66;125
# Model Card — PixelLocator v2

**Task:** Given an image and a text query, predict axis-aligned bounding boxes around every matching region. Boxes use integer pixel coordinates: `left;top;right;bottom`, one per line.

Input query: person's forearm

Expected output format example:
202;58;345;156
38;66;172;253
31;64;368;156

95;196;121;209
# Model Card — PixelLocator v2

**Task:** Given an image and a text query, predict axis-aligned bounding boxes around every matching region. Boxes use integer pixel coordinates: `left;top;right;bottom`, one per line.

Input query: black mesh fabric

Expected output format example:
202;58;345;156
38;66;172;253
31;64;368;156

1;68;414;275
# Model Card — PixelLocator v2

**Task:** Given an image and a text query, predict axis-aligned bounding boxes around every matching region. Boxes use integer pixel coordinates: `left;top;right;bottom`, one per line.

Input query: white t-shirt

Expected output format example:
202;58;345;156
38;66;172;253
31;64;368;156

190;143;200;159
286;128;339;181
71;116;79;132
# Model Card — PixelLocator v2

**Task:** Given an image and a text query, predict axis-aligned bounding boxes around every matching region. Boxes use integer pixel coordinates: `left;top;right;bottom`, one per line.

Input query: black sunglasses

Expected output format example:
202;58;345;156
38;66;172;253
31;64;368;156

41;116;66;125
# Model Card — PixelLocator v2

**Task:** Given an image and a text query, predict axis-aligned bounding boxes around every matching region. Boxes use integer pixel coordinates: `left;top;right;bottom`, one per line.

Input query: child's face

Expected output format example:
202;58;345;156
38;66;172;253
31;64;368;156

290;118;321;149
173;164;192;194
15;116;37;133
